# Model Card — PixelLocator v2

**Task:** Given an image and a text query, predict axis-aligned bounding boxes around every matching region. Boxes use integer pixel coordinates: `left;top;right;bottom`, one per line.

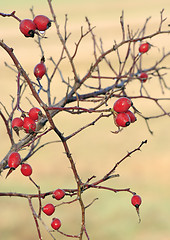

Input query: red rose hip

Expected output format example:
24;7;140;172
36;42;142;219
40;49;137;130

139;72;148;82
33;15;51;31
8;152;21;169
34;61;46;79
29;107;42;121
51;218;61;230
131;194;142;208
53;189;65;200
115;112;131;127
113;97;132;113
139;42;150;53
125;110;136;123
21;163;32;176
19;19;36;38
23;117;36;133
12;117;23;128
12;117;24;135
42;203;55;216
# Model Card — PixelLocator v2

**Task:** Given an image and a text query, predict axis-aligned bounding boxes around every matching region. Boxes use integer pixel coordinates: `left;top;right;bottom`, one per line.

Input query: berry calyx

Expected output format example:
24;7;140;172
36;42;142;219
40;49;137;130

19;19;36;38
125;110;136;123
34;60;46;79
139;72;148;82
53;189;65;200
115;112;131;127
23;117;36;133
139;42;150;53
42;203;55;216
113;97;132;113
51;218;61;230
21;163;32;176
131;194;142;208
33;15;51;31
29;107;42;121
12;117;24;135
8;152;21;169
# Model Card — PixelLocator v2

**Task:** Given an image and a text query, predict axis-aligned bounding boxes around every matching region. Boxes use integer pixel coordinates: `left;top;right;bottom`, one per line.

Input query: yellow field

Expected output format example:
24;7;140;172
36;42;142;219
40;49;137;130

1;0;170;239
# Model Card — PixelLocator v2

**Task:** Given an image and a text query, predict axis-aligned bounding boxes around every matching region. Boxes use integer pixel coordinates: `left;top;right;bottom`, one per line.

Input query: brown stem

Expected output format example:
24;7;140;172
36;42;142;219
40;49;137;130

29;177;42;218
57;229;80;238
88;140;147;188
0;110;14;145
47;0;79;83
0;11;21;22
28;198;42;240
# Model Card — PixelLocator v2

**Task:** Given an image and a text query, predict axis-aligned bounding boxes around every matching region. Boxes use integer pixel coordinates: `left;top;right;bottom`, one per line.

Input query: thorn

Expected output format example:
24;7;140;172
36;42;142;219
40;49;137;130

132;105;141;114
5;168;14;178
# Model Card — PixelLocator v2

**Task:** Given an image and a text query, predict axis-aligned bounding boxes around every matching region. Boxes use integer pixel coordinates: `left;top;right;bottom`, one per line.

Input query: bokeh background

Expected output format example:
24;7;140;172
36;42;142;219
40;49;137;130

1;0;170;239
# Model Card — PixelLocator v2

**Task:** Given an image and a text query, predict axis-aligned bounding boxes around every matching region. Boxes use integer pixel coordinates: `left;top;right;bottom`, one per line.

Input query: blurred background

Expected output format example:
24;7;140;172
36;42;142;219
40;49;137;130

1;0;170;239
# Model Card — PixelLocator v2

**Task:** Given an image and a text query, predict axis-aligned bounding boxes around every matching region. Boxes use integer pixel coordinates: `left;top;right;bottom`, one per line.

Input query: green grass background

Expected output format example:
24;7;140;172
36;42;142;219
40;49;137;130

1;0;170;239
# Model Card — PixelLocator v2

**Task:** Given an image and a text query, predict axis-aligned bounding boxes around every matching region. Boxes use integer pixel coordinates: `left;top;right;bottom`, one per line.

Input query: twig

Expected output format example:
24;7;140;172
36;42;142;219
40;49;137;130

28;197;42;240
0;110;14;145
0;11;21;22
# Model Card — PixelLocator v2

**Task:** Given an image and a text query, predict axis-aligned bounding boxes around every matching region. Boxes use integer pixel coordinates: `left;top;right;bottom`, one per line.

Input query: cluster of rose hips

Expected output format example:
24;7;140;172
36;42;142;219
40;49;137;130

12;107;42;135
138;42;151;83
42;189;66;230
7;150;64;230
7;151;32;178
19;15;51;38
113;97;136;128
112;44;151;127
7;141;33;175
19;15;48;91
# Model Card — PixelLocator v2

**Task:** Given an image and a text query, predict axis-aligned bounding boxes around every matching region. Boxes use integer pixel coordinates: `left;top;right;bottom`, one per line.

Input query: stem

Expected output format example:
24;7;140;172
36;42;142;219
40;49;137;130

0;40;45;108
28;198;42;240
0;110;14;145
0;11;21;22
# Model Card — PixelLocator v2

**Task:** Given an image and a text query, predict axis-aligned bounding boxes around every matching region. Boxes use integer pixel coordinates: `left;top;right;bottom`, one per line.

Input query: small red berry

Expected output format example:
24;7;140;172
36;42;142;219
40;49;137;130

42;203;55;216
21;163;32;176
115;112;131;127
34;61;46;79
12;117;24;135
8;152;21;169
23;117;36;133
33;15;51;31
51;218;61;230
139;42;150;53
125;110;136;123
139;72;148;82
131;194;142;208
19;19;36;38
12;117;23;128
29;107;42;121
113;97;132;113
53;189;65;200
